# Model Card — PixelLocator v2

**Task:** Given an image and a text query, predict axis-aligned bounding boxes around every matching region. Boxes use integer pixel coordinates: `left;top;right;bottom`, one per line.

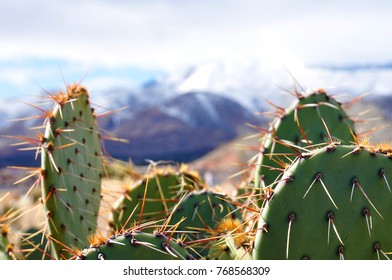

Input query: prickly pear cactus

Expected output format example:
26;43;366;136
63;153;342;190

168;189;241;258
40;84;103;259
253;143;392;260
251;89;356;206
75;230;194;260
110;165;204;231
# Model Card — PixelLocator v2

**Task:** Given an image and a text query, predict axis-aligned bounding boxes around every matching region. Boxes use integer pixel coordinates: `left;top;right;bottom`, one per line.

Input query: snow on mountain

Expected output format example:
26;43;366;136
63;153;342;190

177;62;228;93
146;60;280;111
160;92;222;126
145;60;392;113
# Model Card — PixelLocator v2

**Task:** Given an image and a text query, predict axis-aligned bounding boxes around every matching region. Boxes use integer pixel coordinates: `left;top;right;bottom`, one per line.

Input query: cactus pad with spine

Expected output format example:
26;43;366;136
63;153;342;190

41;85;103;259
76;230;194;260
253;143;392;260
168;189;241;258
110;165;204;230
252;90;356;205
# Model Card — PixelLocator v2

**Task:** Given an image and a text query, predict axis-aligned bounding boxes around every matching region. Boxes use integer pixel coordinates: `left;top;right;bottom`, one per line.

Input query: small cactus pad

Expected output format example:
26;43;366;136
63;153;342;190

168;189;241;258
41;85;103;258
253;143;392;260
110;165;204;230
252;90;356;205
76;230;194;260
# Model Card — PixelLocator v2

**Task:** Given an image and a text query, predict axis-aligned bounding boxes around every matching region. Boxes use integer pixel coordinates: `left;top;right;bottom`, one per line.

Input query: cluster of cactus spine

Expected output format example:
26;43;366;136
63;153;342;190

207;217;252;260
3;83;392;260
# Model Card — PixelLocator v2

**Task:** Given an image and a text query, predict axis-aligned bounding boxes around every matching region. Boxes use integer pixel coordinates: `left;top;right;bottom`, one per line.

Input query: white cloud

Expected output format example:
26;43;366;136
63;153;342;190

1;0;392;72
1;0;392;101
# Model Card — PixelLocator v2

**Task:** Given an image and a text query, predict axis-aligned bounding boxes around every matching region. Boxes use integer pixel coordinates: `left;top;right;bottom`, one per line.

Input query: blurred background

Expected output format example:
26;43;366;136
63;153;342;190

1;0;392;188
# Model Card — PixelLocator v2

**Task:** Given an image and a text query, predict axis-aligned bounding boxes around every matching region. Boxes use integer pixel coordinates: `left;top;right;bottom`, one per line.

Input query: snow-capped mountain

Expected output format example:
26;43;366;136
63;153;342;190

2;60;392;167
137;60;288;112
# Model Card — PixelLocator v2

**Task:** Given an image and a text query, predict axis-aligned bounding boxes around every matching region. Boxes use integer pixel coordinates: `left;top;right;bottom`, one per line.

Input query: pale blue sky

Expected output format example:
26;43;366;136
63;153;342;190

1;0;392;98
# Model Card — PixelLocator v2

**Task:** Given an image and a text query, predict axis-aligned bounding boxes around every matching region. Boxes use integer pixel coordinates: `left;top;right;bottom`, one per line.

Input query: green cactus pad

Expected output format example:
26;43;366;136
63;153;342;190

41;85;103;259
253;144;392;260
76;230;194;260
168;189;241;258
110;165;204;231
252;90;356;206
